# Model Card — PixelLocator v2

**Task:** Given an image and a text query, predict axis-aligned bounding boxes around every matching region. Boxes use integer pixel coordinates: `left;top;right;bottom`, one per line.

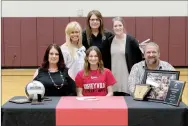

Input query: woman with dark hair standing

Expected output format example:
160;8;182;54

82;10;113;70
33;44;76;96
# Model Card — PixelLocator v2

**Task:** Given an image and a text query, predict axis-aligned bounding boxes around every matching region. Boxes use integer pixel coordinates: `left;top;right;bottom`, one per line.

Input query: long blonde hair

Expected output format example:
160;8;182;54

84;46;104;76
65;21;82;59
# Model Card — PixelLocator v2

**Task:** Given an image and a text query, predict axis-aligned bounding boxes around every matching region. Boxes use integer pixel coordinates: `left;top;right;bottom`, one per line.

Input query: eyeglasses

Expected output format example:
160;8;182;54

90;18;100;22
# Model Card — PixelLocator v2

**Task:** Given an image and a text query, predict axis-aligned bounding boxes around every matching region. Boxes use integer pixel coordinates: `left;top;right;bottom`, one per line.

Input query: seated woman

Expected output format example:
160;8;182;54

75;46;116;96
33;44;76;96
61;21;85;81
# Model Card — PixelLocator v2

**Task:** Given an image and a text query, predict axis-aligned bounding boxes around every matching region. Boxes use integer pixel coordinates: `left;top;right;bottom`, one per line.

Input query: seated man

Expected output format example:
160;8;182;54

128;42;175;95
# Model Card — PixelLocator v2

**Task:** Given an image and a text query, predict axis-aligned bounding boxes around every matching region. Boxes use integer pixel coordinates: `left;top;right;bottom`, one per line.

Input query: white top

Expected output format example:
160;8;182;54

60;45;86;80
111;35;129;94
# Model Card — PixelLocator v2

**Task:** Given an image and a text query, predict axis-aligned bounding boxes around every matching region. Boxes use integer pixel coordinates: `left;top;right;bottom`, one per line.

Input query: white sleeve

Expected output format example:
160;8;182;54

60;46;73;69
68;46;86;80
77;46;86;58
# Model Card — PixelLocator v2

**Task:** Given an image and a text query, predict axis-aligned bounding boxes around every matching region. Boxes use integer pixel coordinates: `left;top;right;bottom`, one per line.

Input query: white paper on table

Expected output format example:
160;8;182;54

76;96;99;101
146;79;159;87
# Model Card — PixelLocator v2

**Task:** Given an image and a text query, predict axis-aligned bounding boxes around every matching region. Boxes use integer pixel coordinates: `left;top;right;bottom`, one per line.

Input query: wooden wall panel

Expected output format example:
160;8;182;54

153;17;169;62
4;18;21;67
20;18;37;66
69;17;86;30
103;17;113;32
54;17;69;45
37;18;54;66
169;17;186;66
2;17;188;67
2;18;5;66
135;17;153;42
124;17;136;37
186;17;188;66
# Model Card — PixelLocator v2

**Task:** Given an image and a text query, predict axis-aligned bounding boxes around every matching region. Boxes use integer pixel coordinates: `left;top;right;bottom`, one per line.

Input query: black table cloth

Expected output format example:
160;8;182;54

1;96;188;126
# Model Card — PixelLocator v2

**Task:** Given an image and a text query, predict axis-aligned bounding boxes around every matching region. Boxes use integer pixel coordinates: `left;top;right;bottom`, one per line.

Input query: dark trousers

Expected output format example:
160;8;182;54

113;92;130;96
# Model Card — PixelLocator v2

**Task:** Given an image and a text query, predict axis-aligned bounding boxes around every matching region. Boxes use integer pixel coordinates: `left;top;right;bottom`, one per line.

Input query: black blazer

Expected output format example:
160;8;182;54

108;34;143;73
82;30;114;69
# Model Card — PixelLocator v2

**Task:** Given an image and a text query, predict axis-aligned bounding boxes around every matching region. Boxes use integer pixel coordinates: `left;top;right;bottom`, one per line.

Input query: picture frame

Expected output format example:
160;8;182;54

163;80;185;106
133;84;151;101
143;69;180;101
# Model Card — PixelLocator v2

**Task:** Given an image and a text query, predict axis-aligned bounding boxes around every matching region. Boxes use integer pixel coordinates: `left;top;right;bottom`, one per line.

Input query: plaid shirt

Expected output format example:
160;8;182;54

128;60;175;95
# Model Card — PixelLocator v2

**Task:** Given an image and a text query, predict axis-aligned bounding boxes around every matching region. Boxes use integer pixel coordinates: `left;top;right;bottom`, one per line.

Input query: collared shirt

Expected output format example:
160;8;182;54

82;30;113;70
90;33;103;50
128;60;175;95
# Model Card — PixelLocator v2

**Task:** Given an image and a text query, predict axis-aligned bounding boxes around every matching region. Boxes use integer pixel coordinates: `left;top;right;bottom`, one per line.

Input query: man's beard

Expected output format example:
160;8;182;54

147;58;157;65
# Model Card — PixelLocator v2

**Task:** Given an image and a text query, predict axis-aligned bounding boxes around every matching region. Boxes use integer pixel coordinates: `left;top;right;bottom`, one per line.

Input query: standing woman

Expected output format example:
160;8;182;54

33;44;76;96
82;10;113;70
61;21;86;81
109;17;143;96
75;46;116;96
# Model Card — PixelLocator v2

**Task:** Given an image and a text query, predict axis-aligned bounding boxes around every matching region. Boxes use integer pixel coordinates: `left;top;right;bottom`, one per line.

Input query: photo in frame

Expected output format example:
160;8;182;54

143;69;180;101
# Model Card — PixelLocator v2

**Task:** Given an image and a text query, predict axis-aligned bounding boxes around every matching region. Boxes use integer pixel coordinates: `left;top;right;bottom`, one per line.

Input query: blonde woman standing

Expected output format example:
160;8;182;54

61;21;86;80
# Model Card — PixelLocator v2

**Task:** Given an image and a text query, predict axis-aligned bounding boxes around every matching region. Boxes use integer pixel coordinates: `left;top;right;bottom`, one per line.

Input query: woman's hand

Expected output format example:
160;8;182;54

106;86;113;96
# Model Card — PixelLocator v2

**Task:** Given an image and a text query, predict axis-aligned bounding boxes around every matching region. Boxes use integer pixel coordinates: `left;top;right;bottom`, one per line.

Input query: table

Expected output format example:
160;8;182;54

1;96;188;126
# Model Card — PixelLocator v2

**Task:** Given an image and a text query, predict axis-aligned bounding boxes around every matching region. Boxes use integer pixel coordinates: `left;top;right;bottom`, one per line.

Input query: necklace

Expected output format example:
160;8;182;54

48;70;64;89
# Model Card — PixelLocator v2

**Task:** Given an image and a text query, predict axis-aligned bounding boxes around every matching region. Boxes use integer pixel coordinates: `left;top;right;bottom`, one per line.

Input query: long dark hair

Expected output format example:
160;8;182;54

41;44;66;71
86;10;104;46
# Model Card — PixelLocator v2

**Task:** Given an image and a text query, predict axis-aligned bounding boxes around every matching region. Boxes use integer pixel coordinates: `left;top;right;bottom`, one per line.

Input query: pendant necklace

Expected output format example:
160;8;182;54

48;70;64;89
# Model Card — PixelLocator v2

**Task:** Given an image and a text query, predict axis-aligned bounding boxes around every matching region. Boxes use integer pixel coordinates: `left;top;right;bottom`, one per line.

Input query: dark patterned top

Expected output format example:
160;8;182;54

34;68;76;96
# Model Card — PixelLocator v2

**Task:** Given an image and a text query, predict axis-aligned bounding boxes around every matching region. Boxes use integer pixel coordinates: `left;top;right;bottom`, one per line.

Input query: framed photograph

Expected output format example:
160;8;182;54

143;69;180;101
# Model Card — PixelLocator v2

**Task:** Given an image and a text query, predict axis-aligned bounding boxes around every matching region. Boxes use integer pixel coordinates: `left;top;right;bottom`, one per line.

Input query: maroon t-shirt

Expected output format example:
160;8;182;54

75;68;116;96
